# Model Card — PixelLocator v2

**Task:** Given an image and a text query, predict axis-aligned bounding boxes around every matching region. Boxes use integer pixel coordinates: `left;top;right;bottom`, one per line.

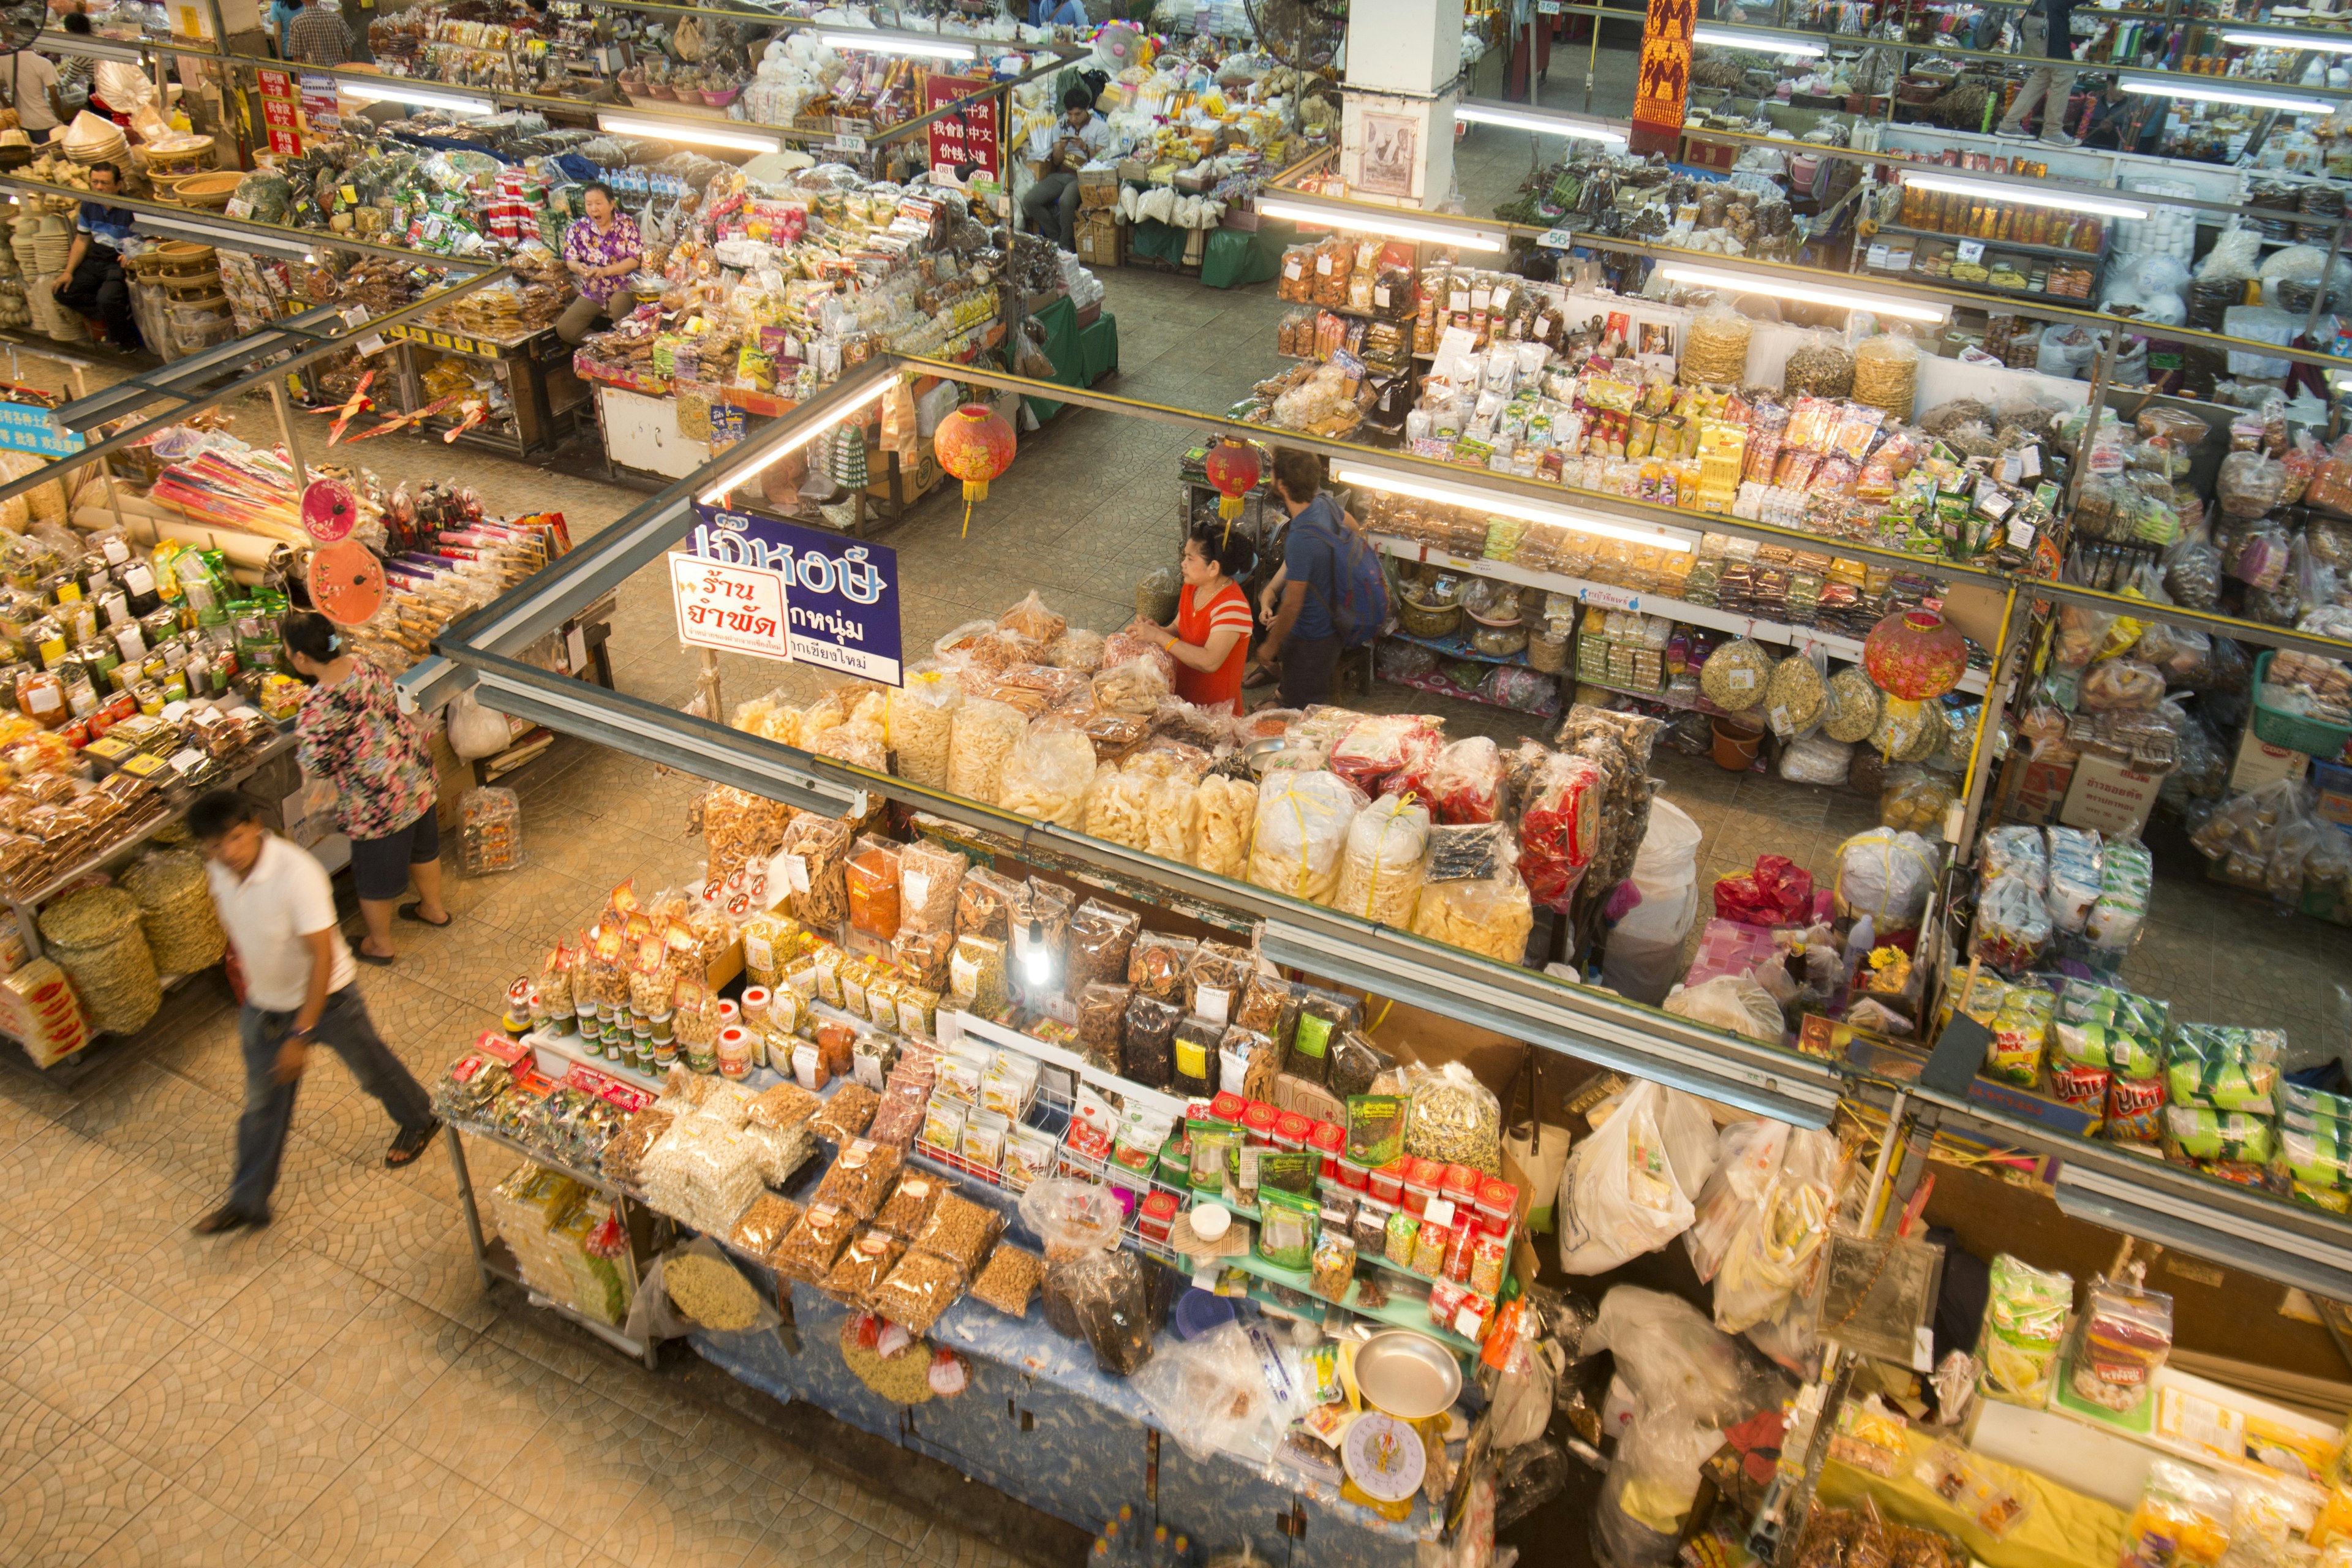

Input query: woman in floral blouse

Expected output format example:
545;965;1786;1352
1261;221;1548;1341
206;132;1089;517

285;611;450;965
556;183;644;345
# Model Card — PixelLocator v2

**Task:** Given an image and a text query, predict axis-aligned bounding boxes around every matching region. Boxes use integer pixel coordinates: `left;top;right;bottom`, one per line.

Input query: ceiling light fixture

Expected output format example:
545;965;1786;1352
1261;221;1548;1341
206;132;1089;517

1691;24;1828;56
1899;170;2150;221
2118;76;2335;113
1331;462;1695;552
696;376;894;505
1452;99;1629;143
1256;196;1507;252
597;113;786;154
335;81;496;116
1654;260;1953;323
816;29;978;59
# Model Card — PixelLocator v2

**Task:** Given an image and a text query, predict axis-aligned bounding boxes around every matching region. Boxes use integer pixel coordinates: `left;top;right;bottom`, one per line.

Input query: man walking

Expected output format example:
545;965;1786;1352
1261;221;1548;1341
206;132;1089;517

1256;448;1387;708
53;162;141;354
1019;85;1110;251
189;790;439;1235
1995;0;2079;146
285;0;353;66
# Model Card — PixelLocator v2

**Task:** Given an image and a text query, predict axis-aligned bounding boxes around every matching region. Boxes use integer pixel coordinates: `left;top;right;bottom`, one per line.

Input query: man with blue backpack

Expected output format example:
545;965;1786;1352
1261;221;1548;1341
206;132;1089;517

1258;448;1389;707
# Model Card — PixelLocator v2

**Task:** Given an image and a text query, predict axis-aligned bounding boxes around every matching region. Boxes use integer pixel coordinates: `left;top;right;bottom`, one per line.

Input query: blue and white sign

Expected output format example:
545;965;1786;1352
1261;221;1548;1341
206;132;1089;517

687;503;905;685
0;398;81;459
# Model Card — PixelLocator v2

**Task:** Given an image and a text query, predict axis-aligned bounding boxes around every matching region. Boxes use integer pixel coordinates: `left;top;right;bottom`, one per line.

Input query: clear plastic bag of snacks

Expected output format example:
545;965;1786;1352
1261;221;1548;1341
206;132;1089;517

458;786;524;875
897;841;968;933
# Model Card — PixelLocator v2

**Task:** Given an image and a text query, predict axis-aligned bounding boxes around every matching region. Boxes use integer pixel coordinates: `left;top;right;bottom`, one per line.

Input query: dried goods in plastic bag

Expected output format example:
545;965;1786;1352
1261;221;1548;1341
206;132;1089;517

873;1170;946;1239
1404;1060;1503;1175
1333;794;1431;925
913;1191;1003;1277
1245;769;1366;905
1978;1253;2071;1404
846;842;902;940
1128;931;1196;1002
1196;775;1258;878
1286;986;1360;1085
1057;1246;1156;1376
897;841;968;933
970;1243;1043;1316
1411;857;1535;963
823;1227;906;1308
886;665;962;788
1184;940;1250;1024
870;1249;967;1333
1077;981;1131;1074
947;697;1026;803
956;867;1021;940
1122;992;1183;1089
998;716;1098;827
1065;899;1139;990
1234;970;1297;1055
810;1083;880;1144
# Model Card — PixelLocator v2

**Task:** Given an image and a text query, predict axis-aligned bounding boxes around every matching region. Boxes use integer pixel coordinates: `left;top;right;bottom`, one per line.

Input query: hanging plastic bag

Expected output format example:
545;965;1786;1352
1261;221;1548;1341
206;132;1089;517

448;688;511;760
1559;1082;1700;1275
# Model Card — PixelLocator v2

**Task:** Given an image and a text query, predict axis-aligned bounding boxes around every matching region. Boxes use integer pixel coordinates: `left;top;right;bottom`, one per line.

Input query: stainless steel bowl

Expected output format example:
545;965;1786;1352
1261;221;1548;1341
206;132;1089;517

1352;1330;1463;1420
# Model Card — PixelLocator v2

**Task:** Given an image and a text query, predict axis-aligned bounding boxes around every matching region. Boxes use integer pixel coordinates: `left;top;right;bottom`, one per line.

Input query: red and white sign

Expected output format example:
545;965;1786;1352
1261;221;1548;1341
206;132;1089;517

925;75;1001;179
670;554;791;662
258;66;301;156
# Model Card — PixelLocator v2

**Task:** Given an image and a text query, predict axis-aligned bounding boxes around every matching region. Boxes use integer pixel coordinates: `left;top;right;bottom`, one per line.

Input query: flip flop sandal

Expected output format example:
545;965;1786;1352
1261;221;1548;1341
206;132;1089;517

398;903;453;927
355;949;396;967
385;1120;442;1169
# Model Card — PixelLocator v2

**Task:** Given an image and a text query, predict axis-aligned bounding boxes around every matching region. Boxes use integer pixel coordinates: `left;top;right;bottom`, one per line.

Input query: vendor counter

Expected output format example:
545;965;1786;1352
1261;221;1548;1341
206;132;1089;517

692;1278;1436;1568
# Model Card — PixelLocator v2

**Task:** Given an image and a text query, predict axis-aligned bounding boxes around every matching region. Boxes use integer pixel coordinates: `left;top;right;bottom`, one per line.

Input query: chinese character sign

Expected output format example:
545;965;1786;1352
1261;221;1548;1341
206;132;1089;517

0;398;82;459
685;503;905;685
925;75;1001;179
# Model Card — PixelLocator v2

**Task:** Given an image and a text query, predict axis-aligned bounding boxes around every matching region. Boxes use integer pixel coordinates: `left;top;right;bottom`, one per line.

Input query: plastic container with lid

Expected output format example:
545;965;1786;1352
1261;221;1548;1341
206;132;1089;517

717;998;741;1030
717;1026;753;1079
1401;1164;1438;1218
1476;1177;1518;1237
1336;1157;1371;1192
1441;1163;1483;1206
1241;1101;1280;1147
1273;1110;1311;1152
1208;1090;1248;1124
1139;1190;1179;1243
1368;1162;1405;1205
741;986;771;1025
1306;1120;1344;1177
1413;1199;1455;1275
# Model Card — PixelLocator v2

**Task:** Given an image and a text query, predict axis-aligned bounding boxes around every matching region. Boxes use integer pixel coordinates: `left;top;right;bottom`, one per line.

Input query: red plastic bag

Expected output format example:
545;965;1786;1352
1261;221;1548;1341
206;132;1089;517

1518;753;1605;911
1425;736;1505;824
1329;714;1441;796
1711;856;1814;926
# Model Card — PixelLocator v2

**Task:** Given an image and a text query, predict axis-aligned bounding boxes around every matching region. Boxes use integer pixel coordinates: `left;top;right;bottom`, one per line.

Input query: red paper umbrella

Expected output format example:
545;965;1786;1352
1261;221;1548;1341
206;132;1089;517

1863;609;1969;701
307;541;386;625
299;478;358;544
1202;438;1261;536
933;403;1015;539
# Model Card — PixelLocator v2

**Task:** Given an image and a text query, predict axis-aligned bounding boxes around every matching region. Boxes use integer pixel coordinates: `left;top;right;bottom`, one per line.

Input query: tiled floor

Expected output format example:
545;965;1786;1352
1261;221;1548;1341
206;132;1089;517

9;241;2352;1566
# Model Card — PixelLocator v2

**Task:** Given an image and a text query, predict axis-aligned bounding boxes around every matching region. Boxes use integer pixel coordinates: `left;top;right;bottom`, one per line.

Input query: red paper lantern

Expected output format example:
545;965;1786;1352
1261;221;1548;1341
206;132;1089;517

933;403;1016;538
1863;609;1968;701
1202;438;1261;530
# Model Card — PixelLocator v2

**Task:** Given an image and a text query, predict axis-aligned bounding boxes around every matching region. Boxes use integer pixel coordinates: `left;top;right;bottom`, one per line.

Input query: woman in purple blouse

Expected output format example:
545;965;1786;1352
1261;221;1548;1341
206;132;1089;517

556;182;644;344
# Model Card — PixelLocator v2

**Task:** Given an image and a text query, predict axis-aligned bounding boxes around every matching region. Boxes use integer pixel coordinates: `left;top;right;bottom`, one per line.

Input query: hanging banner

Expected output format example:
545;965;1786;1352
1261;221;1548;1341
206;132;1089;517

257;67;303;157
1630;0;1695;157
924;75;1001;179
684;503;904;684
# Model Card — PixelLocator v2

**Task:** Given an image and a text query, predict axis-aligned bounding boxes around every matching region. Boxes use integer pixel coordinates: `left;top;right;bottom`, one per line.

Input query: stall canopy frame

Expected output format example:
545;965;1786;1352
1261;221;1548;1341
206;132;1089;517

406;332;2352;1297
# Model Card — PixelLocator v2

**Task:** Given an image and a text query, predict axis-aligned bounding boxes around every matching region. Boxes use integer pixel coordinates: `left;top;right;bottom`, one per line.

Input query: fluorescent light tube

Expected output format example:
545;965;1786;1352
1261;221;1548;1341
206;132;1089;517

1655;261;1952;323
1452;99;1629;143
1256;197;1507;252
336;81;495;116
1332;462;1695;553
697;379;894;504
817;30;977;59
1899;171;2150;221
2221;30;2352;53
32;30;144;63
597;113;786;154
2118;77;2335;113
1692;24;1827;56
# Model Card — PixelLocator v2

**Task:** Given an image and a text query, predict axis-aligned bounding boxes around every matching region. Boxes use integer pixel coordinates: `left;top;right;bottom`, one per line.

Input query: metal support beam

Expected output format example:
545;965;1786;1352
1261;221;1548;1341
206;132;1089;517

52;304;344;432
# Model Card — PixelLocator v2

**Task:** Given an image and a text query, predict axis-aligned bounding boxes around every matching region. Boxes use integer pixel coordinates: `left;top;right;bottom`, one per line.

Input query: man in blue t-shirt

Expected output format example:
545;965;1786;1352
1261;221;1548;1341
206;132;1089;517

1259;447;1360;708
54;162;141;353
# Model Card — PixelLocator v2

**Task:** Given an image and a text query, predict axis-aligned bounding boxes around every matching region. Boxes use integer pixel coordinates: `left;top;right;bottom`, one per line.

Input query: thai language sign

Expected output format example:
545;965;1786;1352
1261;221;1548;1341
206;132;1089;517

682;503;904;684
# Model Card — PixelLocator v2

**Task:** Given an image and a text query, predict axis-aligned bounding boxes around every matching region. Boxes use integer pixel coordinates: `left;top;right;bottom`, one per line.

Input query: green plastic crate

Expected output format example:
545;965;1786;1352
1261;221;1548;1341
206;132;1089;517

2251;650;2352;758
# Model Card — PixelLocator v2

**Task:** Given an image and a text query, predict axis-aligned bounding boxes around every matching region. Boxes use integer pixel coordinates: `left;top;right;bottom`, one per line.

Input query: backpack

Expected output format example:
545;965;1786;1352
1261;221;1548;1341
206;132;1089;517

1297;502;1390;650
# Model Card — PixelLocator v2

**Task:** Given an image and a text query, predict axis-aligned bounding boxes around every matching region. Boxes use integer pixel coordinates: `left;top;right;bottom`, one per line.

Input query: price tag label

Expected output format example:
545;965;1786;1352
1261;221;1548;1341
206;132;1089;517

829;133;868;153
1537;227;1575;251
1580;584;1641;612
1956;239;1985;264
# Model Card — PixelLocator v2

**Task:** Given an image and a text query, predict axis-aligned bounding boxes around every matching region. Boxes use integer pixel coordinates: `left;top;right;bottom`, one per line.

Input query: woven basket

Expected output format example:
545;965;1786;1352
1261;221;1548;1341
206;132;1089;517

172;171;243;210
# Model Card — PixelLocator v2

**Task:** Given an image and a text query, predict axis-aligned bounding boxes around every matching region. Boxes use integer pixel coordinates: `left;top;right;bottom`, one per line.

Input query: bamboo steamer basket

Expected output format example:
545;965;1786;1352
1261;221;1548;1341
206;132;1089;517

172;171;243;210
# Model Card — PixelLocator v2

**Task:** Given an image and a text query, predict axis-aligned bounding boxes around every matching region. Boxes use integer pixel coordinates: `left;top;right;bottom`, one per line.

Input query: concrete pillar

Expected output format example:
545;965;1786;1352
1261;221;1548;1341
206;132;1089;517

1339;0;1463;208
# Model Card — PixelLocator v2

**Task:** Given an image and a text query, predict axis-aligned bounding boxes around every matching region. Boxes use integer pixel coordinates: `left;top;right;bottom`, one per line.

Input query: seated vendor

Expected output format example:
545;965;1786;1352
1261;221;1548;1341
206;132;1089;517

1142;521;1256;717
557;182;644;346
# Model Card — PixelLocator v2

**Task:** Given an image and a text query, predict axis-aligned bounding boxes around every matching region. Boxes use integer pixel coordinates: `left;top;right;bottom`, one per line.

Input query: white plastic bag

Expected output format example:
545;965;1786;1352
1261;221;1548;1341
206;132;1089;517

1559;1082;1698;1275
1832;828;1940;930
448;688;511;760
1709;1128;1837;1335
1662;974;1784;1045
1129;1321;1280;1464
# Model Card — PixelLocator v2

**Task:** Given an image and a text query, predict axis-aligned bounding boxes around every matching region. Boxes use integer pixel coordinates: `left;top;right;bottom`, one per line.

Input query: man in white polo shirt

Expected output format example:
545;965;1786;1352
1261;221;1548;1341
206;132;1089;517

189;790;439;1235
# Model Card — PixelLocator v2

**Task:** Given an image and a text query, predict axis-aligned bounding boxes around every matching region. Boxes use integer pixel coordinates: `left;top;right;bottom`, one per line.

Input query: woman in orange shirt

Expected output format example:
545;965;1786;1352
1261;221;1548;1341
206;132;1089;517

1145;522;1257;716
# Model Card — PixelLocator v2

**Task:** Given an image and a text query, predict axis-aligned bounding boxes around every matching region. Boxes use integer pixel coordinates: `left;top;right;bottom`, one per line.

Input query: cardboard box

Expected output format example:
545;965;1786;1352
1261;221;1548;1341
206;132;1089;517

2060;753;2163;839
2230;727;2309;795
1684;140;1739;171
1074;214;1122;268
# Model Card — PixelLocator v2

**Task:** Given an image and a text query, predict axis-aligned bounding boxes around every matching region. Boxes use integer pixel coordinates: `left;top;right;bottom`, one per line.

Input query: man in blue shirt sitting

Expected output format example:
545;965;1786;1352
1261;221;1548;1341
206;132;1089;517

53;162;142;353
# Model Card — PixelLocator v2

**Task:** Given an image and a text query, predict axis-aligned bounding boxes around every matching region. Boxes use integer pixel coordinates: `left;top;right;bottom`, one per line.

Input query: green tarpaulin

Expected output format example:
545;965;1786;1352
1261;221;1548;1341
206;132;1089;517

1023;293;1120;423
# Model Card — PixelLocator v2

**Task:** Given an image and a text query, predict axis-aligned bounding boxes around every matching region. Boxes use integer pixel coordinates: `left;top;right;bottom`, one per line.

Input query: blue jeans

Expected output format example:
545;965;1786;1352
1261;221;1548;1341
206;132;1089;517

229;985;435;1219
